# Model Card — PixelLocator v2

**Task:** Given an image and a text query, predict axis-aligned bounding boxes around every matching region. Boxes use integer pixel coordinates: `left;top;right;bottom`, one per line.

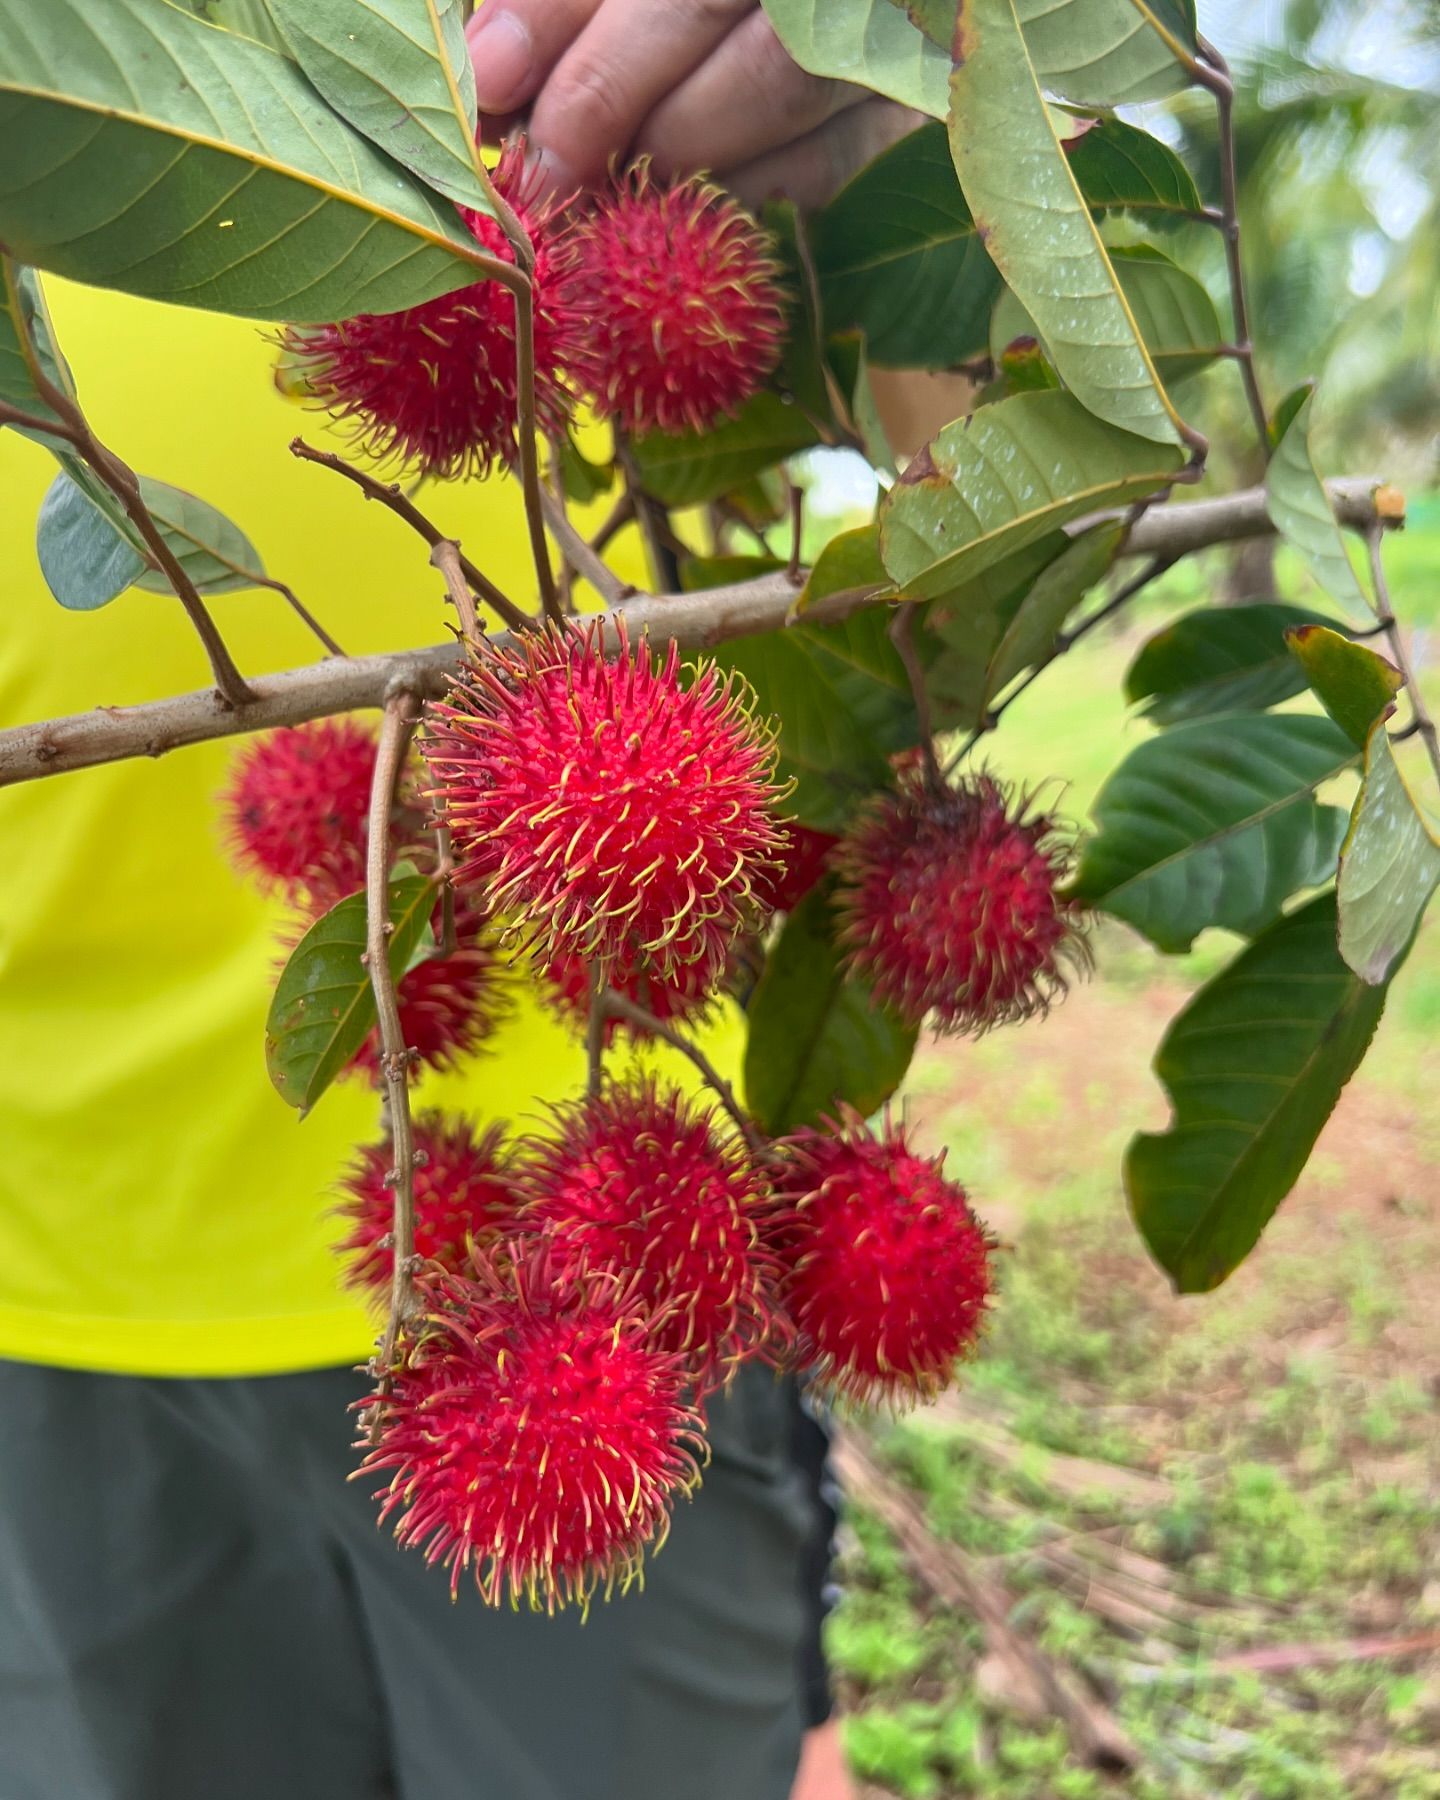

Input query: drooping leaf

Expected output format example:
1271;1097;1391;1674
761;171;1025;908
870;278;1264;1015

1285;623;1403;749
0;0;498;323
1126;892;1393;1292
793;523;892;617
926;523;1123;726
811;124;1001;368
265;868;435;1115
744;882;918;1134
630;393;820;509
1059;110;1203;228
880;390;1182;600
949;0;1190;447
760;0;952;117
1338;722;1440;985
1126;602;1335;726
1264;386;1372;617
714;612;918;833
36;471;273;609
991;246;1225;386
271;0;490;212
1070;713;1357;951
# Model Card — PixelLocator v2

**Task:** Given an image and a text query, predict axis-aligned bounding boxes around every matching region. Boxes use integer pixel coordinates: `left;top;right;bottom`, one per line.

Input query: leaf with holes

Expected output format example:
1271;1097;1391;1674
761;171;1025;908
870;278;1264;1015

0;0;497;323
630;393;820;509
880;390;1182;600
714;611;919;833
265;868;434;1115
271;0;491;212
745;882;918;1134
1126;892;1394;1292
1126;602;1336;726
991;246;1224;387
1265;386;1372;617
811;124;1001;368
950;0;1190;446
1070;713;1358;951
1338;722;1440;985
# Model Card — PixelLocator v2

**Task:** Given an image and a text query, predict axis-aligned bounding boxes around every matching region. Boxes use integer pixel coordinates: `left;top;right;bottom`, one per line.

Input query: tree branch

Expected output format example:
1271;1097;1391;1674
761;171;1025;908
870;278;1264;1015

1367;527;1440;788
368;687;424;1384
538;480;633;607
289;438;530;632
0;481;1397;789
430;538;481;650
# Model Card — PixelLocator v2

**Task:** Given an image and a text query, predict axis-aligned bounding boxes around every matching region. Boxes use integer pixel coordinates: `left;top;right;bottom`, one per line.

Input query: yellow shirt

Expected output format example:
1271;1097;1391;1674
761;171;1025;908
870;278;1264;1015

0;283;728;1376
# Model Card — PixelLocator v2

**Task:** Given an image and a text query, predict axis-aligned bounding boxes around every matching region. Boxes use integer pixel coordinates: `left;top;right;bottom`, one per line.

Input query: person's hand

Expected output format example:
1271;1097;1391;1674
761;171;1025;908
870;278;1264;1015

790;1720;858;1800
465;0;916;208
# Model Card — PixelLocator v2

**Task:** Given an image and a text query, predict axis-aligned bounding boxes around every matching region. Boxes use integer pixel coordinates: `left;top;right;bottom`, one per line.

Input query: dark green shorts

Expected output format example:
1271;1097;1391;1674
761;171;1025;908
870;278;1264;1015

0;1358;817;1800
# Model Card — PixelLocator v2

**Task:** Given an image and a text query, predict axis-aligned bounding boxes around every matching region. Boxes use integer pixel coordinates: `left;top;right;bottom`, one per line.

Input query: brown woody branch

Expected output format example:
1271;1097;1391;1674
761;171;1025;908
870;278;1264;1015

0;480;1394;790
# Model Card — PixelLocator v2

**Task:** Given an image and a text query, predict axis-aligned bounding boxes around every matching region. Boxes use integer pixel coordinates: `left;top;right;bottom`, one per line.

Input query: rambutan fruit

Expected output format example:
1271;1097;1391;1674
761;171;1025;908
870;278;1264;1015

517;1081;774;1392
766;1110;992;1408
422;621;784;976
538;939;720;1045
337;1113;518;1297
834;770;1087;1035
221;717;378;899
566;165;787;436
350;900;510;1082
360;1243;706;1610
752;822;839;916
280;142;584;478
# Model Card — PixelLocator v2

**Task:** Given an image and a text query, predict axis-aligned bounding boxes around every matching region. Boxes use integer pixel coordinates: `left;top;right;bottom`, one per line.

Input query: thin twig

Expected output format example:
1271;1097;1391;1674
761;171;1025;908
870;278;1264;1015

948;558;1176;772
1195;38;1271;459
259;574;346;657
369;686;425;1386
430;538;482;650
590;492;635;557
786;479;805;586
512;297;560;622
600;987;763;1154
539;481;634;606
289;438;531;632
1367;528;1440;787
889;606;941;787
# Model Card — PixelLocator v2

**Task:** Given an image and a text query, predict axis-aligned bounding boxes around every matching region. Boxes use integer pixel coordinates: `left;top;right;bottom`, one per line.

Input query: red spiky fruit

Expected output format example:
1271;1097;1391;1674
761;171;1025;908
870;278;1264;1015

766;1111;992;1407
752;822;839;915
539;940;721;1045
280;142;584;477
834;770;1087;1035
518;1082;774;1392
336;1114;518;1297
566;165;787;436
360;1243;706;1609
422;621;783;976
221;718;378;898
350;901;510;1082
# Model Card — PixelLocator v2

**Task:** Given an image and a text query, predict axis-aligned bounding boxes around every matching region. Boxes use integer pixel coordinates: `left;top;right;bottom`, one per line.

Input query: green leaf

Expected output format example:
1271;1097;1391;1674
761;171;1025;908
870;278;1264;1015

35;470;146;610
811;123;1001;368
1071;713;1358;951
760;0;952;118
630;393;820;509
557;436;615;507
1126;892;1393;1292
991;246;1225;386
265;869;434;1115
179;0;288;53
926;522;1123;726
1285;623;1404;750
880;390;1182;600
949;0;1190;447
826;333;899;474
892;0;1198;104
1060;111;1203;228
681;553;786;592
793;523;892;616
0;0;497;323
1337;723;1440;985
271;0;490;213
1264;386;1372;617
36;470;273;609
1126;602;1335;727
744;882;918;1134
714;611;918;833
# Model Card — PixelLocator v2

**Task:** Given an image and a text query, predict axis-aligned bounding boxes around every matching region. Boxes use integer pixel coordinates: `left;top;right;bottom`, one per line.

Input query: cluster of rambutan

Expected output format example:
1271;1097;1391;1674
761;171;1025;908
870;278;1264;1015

280;146;789;478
